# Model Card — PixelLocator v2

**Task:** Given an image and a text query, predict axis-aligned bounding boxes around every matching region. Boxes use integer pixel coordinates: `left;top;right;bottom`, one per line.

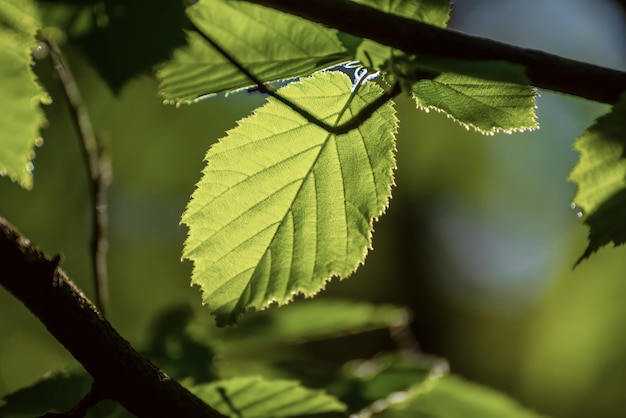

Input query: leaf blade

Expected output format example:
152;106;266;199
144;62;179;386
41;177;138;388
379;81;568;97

182;71;398;325
158;0;350;103
569;94;626;262
190;376;346;417
0;0;49;189
411;73;538;134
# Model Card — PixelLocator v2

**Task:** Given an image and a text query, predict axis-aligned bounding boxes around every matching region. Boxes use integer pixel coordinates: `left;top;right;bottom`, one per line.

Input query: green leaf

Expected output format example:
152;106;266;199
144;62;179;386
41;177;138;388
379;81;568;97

182;71;398;326
353;0;450;28
0;0;49;189
189;376;346;417
354;0;451;71
158;0;350;103
219;299;411;345
411;73;538;134
0;370;118;418
569;94;626;263
375;375;545;418
333;352;446;414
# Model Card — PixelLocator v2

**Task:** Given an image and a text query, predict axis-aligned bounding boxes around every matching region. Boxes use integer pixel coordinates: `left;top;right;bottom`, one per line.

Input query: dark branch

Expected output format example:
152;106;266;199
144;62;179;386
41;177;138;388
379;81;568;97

0;217;225;418
189;21;401;135
45;39;111;315
242;0;626;104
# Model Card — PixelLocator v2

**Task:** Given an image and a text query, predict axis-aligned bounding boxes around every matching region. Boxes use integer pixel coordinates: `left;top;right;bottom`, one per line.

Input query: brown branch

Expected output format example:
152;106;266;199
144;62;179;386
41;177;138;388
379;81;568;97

242;0;626;104
0;217;225;418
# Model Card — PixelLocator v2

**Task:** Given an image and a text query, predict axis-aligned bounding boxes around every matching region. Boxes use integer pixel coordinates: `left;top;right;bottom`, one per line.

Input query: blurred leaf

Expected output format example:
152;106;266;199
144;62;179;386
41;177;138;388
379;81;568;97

75;0;187;92
157;0;350;103
182;71;397;326
569;94;626;263
0;0;49;189
144;305;219;384
0;370;117;418
374;375;545;418
331;353;447;414
219;299;411;345
411;73;538;134
189;376;346;417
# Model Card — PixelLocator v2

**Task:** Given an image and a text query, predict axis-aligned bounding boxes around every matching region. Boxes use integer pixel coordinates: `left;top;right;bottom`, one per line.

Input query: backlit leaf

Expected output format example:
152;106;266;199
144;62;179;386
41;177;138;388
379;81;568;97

0;0;49;189
374;375;545;418
189;376;346;417
569;94;626;263
411;73;538;134
158;0;350;103
182;71;397;326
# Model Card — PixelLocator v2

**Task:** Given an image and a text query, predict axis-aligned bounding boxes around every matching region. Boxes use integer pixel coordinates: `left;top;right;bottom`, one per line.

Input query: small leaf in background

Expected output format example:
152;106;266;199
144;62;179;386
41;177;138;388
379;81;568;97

0;0;49;189
0;370;117;418
158;0;350;103
74;0;187;92
569;94;626;263
182;71;398;326
374;375;545;418
189;376;346;418
218;299;411;345
411;73;538;134
332;352;447;414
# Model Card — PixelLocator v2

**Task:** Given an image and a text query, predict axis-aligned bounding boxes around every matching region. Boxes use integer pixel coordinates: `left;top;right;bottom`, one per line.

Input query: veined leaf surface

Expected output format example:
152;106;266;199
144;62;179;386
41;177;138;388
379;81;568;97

189;376;345;417
569;94;626;263
182;71;398;326
158;0;350;103
411;73;538;134
0;0;49;189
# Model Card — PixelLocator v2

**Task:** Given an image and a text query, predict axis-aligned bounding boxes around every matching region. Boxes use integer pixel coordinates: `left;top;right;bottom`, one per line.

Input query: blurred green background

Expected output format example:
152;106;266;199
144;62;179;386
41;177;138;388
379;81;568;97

1;0;626;417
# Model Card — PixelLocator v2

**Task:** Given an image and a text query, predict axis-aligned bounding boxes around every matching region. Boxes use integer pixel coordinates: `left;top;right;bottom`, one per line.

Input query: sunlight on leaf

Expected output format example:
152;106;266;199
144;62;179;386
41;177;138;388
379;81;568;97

182;71;398;326
189;376;346;417
158;0;350;103
569;94;626;263
411;73;538;134
0;0;49;189
374;375;545;418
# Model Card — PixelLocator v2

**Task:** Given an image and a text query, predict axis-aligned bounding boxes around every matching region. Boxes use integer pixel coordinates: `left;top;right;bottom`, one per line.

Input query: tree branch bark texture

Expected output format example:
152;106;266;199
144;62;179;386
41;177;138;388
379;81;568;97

0;217;225;418
243;0;626;105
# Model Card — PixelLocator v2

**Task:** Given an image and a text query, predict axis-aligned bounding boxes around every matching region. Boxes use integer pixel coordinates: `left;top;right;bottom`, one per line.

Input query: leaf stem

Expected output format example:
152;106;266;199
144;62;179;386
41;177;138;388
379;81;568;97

44;38;111;316
188;21;401;135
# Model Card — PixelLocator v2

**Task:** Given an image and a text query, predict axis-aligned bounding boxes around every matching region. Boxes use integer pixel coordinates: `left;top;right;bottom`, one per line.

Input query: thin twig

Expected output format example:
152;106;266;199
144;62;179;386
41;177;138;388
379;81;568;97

189;21;402;135
40;384;105;418
45;39;111;315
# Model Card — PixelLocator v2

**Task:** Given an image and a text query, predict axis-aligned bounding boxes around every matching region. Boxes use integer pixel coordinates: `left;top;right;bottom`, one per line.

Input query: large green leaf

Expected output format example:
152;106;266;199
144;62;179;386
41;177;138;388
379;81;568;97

0;0;49;189
411;73;538;134
569;94;626;263
182;71;398;326
375;375;545;418
158;0;350;103
189;376;346;417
